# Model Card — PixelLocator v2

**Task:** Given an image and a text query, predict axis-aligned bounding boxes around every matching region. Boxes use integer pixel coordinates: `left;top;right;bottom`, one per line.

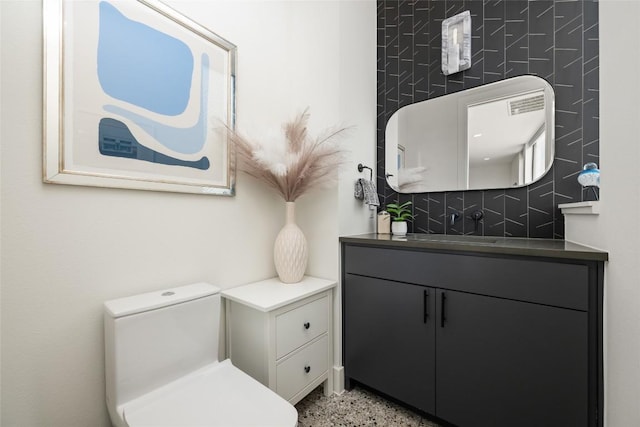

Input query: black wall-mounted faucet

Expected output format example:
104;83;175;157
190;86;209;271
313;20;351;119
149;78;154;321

469;210;484;232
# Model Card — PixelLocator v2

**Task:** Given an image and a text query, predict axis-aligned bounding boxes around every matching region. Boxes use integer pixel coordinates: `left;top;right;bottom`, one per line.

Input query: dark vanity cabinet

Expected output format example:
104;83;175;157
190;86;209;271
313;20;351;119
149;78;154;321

434;288;587;427
344;275;436;414
341;236;606;427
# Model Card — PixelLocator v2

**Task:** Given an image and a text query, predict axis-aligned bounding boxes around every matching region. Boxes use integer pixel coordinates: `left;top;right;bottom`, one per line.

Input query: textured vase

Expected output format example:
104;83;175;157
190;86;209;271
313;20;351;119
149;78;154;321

274;201;308;283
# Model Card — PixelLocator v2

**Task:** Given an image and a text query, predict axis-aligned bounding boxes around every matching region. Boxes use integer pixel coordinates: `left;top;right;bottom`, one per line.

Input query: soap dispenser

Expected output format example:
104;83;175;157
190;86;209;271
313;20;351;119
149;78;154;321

377;211;391;234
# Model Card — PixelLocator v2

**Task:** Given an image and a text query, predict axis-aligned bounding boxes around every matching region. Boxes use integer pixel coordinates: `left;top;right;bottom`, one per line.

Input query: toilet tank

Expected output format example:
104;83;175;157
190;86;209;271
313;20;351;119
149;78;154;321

104;283;221;418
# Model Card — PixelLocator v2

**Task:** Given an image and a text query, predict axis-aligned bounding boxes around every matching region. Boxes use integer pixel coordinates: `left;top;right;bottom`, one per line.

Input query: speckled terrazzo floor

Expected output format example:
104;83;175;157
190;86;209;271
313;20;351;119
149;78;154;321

295;385;442;427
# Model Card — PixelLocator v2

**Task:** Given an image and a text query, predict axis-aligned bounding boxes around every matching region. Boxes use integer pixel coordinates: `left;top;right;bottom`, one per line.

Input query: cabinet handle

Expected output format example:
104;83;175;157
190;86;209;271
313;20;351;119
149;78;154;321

423;290;429;323
304;365;311;374
440;292;446;328
303;322;310;330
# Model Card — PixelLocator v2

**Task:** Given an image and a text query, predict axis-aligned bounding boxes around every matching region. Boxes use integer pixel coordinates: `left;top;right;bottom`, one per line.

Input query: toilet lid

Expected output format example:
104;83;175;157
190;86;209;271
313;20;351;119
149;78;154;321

122;360;298;427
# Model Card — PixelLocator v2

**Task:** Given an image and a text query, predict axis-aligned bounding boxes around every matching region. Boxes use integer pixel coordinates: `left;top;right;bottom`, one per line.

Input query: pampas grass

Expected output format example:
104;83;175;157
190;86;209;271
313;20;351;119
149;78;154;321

227;109;348;202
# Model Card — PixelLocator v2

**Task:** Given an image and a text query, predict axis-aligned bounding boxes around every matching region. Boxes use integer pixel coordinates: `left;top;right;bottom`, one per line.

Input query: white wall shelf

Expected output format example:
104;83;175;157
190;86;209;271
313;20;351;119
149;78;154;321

559;201;600;216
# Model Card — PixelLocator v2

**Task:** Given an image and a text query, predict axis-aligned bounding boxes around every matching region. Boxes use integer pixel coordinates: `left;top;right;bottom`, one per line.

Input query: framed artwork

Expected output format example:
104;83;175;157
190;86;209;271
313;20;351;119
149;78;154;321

43;0;237;195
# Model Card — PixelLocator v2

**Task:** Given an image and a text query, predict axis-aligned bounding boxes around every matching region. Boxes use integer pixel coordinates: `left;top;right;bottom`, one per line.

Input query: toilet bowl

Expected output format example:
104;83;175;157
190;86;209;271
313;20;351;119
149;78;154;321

104;283;298;427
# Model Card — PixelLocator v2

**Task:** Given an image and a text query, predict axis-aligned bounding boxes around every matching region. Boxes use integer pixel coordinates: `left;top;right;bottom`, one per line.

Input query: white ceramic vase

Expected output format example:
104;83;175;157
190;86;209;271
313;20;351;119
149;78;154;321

391;221;408;236
274;201;308;283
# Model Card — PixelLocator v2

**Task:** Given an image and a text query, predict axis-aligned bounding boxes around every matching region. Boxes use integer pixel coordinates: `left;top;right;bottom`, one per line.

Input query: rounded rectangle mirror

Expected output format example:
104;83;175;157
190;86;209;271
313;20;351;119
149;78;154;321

385;75;554;193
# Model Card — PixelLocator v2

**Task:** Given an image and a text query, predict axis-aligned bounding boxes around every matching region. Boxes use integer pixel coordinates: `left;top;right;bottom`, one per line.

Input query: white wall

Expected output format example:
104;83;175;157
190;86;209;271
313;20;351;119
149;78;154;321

404;95;460;191
599;1;640;425
468;162;512;189
0;0;375;425
0;1;3;419
335;0;377;389
563;1;640;425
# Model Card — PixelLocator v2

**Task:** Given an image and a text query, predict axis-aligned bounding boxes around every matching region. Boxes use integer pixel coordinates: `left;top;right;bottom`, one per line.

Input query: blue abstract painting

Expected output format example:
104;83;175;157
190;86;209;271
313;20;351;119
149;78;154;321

99;118;211;170
45;0;235;195
97;2;193;116
96;1;211;169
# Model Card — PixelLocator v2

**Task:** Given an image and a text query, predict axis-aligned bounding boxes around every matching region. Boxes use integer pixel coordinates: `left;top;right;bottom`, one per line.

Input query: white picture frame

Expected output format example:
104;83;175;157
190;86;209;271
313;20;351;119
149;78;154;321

43;0;237;195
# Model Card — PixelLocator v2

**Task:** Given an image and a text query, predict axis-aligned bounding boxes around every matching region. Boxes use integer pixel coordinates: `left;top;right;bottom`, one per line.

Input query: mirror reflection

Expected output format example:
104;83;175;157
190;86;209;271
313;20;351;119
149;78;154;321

385;76;554;193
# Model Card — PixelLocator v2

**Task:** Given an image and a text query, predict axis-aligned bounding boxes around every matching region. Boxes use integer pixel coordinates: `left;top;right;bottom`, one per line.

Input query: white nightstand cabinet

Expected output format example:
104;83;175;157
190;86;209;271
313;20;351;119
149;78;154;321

222;276;336;405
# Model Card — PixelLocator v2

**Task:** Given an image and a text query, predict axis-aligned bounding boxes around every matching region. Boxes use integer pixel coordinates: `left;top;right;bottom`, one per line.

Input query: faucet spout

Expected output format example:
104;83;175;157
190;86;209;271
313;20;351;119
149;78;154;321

450;212;460;226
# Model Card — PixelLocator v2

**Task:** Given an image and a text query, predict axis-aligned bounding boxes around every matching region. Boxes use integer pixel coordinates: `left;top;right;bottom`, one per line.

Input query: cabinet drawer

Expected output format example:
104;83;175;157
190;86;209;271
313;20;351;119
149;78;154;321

344;245;588;310
276;335;328;401
276;296;328;359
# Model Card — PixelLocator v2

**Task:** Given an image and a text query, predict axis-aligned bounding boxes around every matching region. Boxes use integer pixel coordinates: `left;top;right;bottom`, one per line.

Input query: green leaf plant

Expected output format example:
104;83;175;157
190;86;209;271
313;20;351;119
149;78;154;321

386;201;414;222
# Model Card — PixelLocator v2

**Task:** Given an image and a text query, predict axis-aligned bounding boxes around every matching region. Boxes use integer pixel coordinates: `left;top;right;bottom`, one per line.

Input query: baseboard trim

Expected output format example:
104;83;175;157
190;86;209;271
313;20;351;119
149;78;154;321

333;365;345;395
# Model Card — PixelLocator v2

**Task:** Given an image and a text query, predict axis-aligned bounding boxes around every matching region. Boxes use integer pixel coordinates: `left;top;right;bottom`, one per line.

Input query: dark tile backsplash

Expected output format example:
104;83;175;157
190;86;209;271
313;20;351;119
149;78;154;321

377;0;599;239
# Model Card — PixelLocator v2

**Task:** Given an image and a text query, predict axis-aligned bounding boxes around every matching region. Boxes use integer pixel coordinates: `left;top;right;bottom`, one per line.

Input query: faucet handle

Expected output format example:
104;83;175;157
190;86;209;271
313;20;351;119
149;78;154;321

468;210;484;232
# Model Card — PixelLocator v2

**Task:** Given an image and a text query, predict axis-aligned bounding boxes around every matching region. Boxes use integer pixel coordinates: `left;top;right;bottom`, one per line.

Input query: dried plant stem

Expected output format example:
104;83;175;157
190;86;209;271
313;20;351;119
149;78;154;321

227;110;349;202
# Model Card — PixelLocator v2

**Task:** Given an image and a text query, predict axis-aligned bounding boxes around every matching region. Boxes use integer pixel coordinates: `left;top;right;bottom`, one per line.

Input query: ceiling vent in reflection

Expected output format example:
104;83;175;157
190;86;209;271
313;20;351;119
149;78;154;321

508;94;545;116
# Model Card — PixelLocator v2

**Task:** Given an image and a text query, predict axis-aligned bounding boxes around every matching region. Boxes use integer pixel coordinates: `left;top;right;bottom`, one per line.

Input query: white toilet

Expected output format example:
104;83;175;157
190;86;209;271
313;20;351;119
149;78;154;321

104;282;298;427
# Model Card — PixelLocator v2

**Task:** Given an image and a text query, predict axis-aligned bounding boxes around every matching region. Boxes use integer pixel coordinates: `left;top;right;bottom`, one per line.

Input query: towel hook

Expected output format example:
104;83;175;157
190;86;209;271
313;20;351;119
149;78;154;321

357;163;373;181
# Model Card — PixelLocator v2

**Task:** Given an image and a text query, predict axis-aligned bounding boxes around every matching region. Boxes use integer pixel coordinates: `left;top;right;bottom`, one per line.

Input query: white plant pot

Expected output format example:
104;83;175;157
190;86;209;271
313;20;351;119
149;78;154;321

391;221;408;236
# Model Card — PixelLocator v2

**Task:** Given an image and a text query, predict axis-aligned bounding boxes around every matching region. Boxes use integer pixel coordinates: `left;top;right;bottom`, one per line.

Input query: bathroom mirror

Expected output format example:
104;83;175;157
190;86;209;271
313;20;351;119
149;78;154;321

385;75;554;193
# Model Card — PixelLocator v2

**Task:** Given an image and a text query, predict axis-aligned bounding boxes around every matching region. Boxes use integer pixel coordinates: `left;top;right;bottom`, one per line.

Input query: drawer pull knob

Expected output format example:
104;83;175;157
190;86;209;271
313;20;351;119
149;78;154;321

303;322;310;330
304;365;311;374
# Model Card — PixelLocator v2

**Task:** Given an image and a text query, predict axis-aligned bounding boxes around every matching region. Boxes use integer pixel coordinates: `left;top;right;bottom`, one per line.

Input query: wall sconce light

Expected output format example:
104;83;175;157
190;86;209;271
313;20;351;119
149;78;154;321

441;11;471;76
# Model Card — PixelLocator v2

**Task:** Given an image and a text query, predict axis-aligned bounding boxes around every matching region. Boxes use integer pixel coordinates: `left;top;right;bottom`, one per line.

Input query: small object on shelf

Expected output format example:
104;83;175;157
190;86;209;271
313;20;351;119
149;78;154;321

577;162;600;200
577;163;600;187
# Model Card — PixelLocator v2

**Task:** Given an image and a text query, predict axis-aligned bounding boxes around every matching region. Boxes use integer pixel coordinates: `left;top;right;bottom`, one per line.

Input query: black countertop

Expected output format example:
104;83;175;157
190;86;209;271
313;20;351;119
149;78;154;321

340;233;608;262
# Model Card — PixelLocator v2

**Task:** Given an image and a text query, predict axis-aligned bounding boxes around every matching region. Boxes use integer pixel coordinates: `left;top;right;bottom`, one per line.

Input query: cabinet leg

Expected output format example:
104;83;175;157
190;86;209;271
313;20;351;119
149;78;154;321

323;379;330;397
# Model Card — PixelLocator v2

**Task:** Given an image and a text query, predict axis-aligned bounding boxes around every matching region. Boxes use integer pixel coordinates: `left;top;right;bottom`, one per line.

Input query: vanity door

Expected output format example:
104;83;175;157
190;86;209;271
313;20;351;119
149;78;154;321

435;289;588;427
344;274;436;414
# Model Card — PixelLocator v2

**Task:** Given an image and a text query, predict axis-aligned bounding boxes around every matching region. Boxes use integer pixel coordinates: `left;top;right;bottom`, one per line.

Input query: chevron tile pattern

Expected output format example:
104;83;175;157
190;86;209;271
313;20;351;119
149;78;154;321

377;0;599;239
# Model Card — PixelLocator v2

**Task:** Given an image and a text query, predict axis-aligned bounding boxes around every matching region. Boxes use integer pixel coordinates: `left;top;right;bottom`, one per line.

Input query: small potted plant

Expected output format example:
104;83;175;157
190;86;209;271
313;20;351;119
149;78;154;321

386;200;413;236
